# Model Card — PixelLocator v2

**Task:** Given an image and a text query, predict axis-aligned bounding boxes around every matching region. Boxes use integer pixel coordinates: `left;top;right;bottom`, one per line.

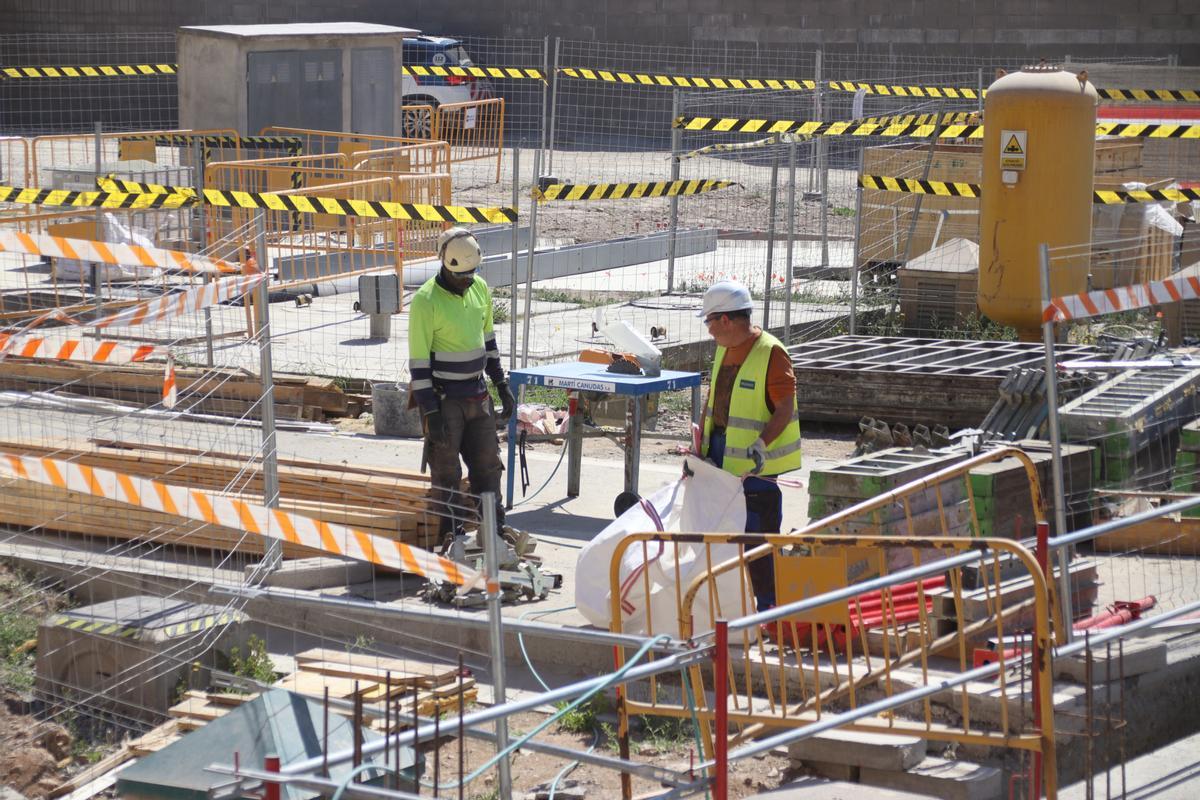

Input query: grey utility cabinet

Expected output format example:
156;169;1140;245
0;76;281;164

177;22;418;137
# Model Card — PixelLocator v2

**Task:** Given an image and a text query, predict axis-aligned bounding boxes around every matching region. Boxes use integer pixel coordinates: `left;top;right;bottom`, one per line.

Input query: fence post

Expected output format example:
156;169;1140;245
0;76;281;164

254;212;282;574
849;147;864;335
784;140;797;344
714;619;729;800
509;145;520;371
763;149;779;330
482;492;512;799
539;36;551;164
522;150;542;368
666;88;681;295
547;37;561;176
195;138;214;367
263;754;281;800
1039;242;1073;645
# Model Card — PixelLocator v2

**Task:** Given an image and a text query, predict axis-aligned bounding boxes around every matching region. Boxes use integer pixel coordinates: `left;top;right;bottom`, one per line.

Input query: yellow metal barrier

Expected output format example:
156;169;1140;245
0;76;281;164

204;156;452;289
608;447;1062;800
259;126;450;176
433;98;505;183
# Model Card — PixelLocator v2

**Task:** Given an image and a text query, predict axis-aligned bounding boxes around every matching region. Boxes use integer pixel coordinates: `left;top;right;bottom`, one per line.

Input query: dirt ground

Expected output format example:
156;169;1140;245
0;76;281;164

431;708;797;799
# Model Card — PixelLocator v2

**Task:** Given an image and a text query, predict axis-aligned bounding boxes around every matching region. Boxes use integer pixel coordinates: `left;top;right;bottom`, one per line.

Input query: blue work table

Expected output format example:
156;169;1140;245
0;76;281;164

505;361;702;510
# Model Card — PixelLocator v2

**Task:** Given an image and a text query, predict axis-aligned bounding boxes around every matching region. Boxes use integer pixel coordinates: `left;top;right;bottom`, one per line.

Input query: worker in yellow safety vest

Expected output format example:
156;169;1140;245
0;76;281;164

698;280;802;610
409;227;516;537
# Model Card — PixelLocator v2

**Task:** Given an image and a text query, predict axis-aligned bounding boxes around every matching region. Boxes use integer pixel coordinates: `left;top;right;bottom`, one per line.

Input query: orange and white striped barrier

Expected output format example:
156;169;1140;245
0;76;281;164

162;355;177;408
0;451;475;586
89;273;264;329
1043;273;1200;323
0;230;238;275
0;334;160;364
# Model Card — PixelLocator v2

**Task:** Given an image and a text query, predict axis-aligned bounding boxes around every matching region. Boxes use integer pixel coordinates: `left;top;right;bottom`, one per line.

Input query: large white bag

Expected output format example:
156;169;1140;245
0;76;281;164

574;457;751;639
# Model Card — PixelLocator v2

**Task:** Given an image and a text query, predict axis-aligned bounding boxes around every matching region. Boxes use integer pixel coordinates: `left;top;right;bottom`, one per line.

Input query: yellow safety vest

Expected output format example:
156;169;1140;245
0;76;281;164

703;331;802;477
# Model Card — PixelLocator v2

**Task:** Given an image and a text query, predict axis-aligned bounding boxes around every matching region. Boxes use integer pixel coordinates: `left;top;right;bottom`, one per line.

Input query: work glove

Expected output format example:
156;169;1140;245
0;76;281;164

748;437;768;475
496;382;516;422
424;408;447;441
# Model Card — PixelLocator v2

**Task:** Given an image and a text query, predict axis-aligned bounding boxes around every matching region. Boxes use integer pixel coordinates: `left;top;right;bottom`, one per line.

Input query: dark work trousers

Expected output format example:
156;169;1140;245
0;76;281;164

427;394;505;536
708;430;783;611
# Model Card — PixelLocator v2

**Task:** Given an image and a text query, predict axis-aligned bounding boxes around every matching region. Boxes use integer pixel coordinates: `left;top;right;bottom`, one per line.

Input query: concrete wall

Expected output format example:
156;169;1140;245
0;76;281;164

4;1;1199;64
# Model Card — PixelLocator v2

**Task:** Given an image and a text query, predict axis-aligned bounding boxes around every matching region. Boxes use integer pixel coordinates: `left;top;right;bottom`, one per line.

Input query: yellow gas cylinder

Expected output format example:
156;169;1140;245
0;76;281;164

978;65;1097;339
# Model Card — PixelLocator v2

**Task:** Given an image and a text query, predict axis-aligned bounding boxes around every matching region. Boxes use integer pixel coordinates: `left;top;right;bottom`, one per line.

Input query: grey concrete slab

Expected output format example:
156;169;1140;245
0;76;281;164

1060;728;1200;800
748;775;938;799
788;728;927;771
860;757;1001;800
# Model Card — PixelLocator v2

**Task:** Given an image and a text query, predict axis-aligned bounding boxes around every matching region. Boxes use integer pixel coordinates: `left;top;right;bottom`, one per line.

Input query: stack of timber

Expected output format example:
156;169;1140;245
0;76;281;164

968;441;1098;538
807;447;971;539
1059;367;1200;489
145;651;474;754
0;439;449;553
1171;418;1200;517
0;358;369;422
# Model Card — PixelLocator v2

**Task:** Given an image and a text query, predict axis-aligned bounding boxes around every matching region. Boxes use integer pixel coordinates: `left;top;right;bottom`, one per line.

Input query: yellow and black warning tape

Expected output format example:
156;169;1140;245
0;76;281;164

678;116;1200;140
1094;122;1200;139
98;176;195;196
1;63;177;79
50;614;141;638
1096;88;1200;102
404;64;544;80
675;116;986;139
859;175;982;197
4;60;1198;102
1094;187;1200;204
124;133;303;153
0;185;193;210
87;178;517;223
533;179;737;202
559;67;815;91
859;174;1200;205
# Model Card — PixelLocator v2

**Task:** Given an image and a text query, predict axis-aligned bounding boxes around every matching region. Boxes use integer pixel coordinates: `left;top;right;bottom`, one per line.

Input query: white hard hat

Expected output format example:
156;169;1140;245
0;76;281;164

697;280;753;318
437;227;482;273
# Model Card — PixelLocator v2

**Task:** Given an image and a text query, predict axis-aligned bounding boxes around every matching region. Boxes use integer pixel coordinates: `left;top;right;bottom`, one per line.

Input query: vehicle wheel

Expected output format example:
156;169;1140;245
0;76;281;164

402;97;439;139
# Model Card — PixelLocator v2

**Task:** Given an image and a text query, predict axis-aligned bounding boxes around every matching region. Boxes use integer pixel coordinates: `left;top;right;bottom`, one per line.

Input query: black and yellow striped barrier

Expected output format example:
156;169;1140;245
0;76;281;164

533;179;737;202
404;65;544;80
5;181;518;223
49;611;238;639
678;116;1200;140
858;174;1200;205
1;63;177;79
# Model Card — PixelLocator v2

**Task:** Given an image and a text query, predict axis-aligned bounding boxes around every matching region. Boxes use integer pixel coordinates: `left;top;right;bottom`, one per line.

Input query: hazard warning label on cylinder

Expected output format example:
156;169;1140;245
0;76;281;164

1000;130;1027;170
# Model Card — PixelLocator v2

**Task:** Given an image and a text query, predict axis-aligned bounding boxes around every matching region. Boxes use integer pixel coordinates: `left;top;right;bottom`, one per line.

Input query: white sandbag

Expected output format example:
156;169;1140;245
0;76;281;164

574;457;751;639
53;213;164;283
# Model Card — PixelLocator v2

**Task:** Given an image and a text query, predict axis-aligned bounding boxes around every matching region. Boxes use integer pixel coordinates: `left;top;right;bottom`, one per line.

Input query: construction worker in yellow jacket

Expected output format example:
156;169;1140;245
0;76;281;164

698;280;802;610
409;227;516;537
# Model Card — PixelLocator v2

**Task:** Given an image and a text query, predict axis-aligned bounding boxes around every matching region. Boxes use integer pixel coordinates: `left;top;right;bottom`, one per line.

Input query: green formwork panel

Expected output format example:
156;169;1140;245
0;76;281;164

1173;450;1200;492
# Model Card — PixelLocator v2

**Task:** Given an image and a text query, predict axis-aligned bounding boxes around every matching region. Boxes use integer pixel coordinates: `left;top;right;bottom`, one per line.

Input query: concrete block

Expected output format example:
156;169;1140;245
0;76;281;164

1055;638;1167;682
860;757;1001;800
252;555;374;590
806;761;860;782
788;729;927;771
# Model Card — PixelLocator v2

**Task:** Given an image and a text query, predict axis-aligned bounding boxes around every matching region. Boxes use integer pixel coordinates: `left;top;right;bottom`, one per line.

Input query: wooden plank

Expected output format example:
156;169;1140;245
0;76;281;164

294;648;459;682
1090;516;1200;556
276;671;376;699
